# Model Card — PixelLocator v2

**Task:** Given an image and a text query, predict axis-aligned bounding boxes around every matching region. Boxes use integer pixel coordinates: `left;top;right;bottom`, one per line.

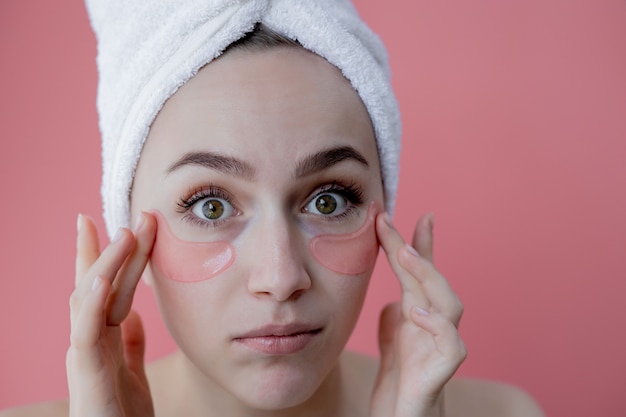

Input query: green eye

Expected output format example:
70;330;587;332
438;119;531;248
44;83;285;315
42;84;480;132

202;199;224;219
191;197;233;221
315;194;338;214
305;192;348;216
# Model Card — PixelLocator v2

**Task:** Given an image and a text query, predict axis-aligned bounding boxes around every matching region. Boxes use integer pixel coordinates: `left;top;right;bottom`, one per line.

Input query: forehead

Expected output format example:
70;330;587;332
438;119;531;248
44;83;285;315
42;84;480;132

142;47;378;172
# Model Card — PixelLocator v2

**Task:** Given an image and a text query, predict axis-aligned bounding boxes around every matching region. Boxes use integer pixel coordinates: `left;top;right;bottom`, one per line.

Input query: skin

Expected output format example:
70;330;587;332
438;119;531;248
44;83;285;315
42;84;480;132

130;46;386;414
0;47;545;417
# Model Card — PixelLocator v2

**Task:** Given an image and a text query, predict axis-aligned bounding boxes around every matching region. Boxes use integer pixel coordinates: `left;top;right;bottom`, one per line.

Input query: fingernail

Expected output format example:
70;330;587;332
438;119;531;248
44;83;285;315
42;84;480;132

412;305;430;316
427;213;435;231
111;228;124;243
134;213;145;232
383;212;394;229
405;244;420;257
76;213;83;234
91;275;103;292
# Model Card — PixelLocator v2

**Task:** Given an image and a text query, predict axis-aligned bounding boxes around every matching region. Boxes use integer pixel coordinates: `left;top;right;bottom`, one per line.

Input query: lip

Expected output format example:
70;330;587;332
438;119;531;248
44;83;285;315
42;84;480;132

233;324;323;355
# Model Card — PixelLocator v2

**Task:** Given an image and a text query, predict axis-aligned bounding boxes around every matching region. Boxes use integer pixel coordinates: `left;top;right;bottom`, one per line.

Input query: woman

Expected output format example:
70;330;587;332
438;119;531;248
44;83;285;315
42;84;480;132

2;1;544;416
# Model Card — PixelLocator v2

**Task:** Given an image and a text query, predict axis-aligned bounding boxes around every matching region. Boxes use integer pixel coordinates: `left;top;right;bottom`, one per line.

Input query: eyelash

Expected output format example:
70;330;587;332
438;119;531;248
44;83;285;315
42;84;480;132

176;185;234;228
175;181;366;227
306;181;365;222
177;185;230;211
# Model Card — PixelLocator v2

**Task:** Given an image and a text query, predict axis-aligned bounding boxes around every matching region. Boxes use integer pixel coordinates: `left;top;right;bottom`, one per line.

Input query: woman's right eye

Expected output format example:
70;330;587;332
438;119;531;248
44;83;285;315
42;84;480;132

190;197;235;222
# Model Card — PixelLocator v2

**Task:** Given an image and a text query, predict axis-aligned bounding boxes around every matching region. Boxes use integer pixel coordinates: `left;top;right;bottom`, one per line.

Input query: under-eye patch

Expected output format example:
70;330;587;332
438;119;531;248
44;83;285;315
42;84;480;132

309;202;380;275
150;202;380;283
151;211;235;283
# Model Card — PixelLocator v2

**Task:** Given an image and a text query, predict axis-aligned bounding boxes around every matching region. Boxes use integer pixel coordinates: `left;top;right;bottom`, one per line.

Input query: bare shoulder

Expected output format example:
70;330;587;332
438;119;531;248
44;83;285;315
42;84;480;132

0;399;68;417
445;378;545;417
0;354;177;417
342;351;544;417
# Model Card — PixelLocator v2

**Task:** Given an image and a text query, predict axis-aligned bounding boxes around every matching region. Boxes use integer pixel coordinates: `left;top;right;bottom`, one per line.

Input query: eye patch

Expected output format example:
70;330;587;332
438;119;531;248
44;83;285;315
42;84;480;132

150;202;380;283
309;202;380;275
151;212;235;283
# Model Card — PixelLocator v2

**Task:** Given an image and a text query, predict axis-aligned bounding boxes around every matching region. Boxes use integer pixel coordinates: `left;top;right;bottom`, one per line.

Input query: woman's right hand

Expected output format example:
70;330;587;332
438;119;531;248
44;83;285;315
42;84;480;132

67;213;157;417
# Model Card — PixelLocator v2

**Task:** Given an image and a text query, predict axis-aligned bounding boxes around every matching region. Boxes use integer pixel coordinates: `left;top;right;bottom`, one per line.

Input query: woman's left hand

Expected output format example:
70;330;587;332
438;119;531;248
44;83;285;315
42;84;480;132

370;213;466;417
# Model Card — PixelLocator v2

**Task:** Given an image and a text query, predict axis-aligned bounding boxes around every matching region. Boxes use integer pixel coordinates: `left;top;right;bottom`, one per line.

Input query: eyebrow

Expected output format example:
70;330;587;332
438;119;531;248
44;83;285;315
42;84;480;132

294;146;369;178
166;151;256;180
166;145;369;180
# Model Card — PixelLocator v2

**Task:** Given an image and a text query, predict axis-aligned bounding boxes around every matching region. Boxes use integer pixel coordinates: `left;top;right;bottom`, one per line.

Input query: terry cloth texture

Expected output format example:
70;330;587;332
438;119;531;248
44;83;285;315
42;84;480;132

85;0;402;238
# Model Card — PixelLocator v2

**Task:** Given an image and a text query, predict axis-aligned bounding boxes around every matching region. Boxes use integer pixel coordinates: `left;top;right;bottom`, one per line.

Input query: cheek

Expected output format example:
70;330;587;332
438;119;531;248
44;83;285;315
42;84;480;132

151;212;236;282
148;272;230;369
309;203;379;275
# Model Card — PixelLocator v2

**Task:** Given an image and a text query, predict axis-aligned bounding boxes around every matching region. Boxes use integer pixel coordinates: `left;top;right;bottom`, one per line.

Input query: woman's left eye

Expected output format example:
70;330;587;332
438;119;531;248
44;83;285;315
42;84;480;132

304;192;349;216
190;197;235;222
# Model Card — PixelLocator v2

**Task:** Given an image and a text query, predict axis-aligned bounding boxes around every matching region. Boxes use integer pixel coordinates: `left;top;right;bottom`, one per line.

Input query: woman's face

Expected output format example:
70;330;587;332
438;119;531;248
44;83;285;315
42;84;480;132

131;46;384;409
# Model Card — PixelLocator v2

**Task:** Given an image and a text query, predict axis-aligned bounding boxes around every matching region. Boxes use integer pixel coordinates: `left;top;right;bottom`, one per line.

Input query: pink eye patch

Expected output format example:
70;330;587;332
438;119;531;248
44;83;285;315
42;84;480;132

150;202;380;282
151;212;235;283
309;202;380;275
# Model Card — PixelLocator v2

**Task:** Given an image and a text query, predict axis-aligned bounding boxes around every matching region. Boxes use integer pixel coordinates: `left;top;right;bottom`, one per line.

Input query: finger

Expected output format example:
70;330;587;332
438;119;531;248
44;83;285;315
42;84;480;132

376;213;430;315
69;275;112;371
398;246;464;326
412;213;434;263
71;229;135;328
122;310;149;386
371;302;402;416
75;214;101;287
409;307;467;366
65;347;74;396
377;302;401;374
75;228;135;297
107;213;157;325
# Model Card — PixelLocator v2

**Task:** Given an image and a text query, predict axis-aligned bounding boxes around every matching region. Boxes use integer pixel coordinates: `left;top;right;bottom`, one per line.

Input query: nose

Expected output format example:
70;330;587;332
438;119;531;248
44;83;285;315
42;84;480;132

245;213;311;301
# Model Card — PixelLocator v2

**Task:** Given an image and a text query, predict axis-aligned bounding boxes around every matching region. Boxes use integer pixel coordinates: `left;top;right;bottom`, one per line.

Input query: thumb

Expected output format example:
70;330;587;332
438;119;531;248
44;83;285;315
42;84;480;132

370;302;402;417
377;302;402;380
122;310;148;382
412;213;434;263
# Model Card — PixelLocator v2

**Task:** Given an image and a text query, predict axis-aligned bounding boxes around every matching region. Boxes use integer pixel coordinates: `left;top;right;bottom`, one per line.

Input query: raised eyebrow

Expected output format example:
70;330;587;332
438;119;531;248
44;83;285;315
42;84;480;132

294;146;369;178
166;151;256;180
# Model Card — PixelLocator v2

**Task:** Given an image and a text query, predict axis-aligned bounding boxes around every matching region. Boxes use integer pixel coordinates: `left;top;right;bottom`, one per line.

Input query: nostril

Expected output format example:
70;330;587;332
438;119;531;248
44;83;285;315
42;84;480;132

248;269;311;301
289;288;306;302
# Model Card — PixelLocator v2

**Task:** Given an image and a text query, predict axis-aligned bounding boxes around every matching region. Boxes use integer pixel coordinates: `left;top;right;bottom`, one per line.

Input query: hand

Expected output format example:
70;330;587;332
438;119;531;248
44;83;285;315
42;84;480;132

66;213;157;417
370;213;466;417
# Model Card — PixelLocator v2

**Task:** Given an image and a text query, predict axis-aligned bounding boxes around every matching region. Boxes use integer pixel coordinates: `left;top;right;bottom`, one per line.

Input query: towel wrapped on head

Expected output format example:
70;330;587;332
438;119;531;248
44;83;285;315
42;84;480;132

85;0;402;238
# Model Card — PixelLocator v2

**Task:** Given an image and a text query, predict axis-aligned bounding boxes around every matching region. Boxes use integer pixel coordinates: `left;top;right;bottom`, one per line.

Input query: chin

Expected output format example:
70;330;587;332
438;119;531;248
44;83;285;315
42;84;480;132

231;363;328;410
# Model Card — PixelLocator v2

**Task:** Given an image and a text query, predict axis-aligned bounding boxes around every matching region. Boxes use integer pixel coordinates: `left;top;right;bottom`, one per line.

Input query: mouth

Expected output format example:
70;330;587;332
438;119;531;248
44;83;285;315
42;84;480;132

233;324;323;355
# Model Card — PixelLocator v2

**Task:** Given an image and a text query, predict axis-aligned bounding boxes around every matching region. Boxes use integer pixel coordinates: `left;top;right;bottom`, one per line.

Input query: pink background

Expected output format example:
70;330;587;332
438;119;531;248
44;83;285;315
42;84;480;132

1;1;625;415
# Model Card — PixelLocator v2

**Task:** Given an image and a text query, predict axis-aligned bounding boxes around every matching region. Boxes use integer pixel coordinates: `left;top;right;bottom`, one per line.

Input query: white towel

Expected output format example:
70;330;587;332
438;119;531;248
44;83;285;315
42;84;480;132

86;0;401;238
